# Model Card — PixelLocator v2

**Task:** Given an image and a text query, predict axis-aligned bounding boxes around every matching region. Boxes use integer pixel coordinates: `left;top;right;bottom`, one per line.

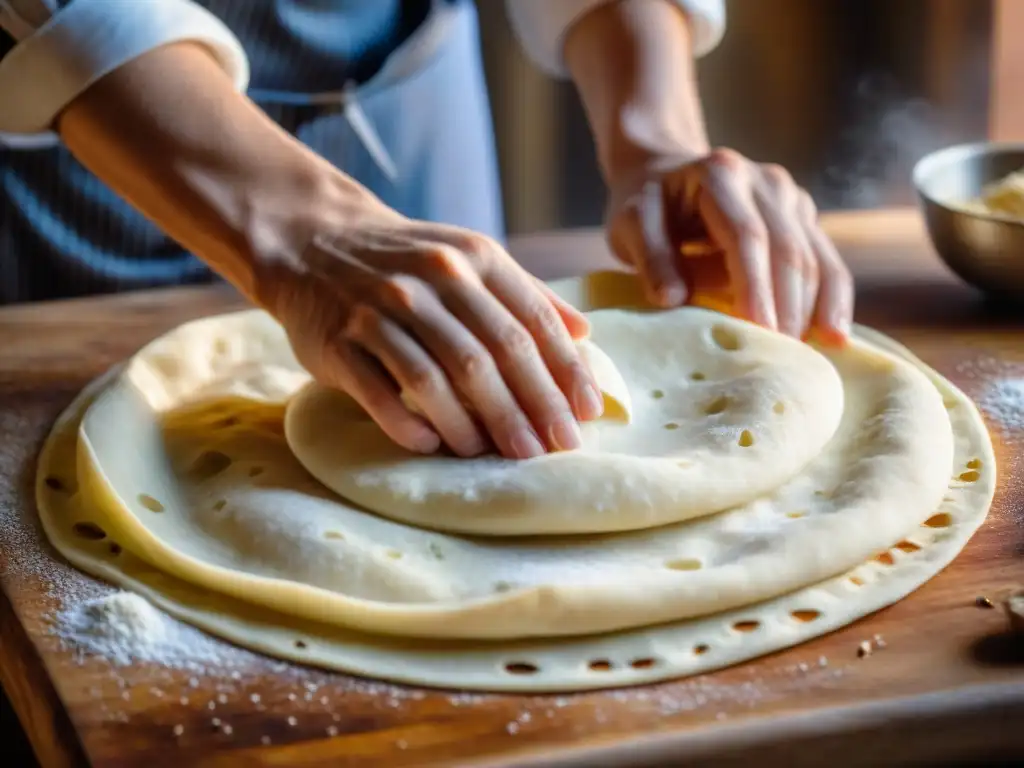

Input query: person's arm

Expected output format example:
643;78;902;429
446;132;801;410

562;0;710;186
1;2;602;459
61;43;602;458
0;1;302;299
505;0;722;182
513;0;853;343
56;41;362;305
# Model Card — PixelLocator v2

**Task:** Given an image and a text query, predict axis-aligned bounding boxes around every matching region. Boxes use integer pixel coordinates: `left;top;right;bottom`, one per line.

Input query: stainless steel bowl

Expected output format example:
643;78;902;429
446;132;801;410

913;142;1024;299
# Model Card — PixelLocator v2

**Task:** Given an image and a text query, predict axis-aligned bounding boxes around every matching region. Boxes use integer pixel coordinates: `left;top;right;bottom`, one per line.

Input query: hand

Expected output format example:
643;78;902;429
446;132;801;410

258;200;604;459
605;148;854;344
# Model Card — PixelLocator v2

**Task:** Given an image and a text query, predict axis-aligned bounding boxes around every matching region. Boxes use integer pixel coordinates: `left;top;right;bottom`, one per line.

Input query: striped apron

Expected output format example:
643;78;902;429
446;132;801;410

0;0;504;304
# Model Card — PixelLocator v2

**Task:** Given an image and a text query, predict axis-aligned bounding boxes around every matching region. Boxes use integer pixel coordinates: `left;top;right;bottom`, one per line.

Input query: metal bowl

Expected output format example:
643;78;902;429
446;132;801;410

913;142;1024;299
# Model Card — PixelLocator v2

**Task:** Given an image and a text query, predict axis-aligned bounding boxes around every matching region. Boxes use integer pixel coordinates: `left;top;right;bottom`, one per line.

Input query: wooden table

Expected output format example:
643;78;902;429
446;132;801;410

2;209;1023;768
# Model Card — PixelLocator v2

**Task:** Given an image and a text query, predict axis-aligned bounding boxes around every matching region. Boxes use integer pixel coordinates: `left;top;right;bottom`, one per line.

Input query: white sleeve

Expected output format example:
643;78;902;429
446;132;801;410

0;0;250;147
506;0;726;78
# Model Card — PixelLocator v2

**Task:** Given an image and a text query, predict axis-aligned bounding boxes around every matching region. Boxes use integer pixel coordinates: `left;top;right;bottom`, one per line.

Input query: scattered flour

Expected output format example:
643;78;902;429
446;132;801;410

980;378;1024;431
60;593;168;666
55;592;242;671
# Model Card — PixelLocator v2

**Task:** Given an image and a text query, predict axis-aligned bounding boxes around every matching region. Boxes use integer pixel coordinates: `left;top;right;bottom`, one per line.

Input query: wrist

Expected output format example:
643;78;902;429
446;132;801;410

602;108;709;189
239;157;385;311
564;0;711;190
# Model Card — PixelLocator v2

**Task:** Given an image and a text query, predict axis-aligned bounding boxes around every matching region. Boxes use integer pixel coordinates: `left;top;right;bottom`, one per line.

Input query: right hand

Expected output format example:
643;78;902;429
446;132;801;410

259;200;605;460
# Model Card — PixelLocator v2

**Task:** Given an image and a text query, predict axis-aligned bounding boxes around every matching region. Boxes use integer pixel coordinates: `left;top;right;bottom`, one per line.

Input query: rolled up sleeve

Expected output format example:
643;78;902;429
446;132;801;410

506;0;726;78
0;0;250;145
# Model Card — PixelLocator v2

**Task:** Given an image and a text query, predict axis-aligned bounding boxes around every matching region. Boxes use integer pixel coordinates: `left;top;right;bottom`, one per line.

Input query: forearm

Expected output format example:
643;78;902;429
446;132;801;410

56;42;368;304
564;0;711;185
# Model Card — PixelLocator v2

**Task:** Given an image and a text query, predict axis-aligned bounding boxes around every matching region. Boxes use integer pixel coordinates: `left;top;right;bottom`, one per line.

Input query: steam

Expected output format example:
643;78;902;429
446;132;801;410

814;74;960;209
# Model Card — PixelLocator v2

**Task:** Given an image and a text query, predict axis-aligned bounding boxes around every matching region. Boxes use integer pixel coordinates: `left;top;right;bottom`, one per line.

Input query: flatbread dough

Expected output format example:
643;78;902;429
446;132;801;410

286;307;846;536
33;273;995;690
52;288;954;642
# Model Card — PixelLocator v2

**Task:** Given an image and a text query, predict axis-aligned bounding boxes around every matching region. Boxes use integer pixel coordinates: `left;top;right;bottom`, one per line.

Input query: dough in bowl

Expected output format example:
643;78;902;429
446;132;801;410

285;307;846;536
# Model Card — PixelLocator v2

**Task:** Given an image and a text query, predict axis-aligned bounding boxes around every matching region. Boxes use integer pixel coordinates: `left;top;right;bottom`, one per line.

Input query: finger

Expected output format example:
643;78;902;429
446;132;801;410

699;154;777;330
422;226;593;341
610;180;688;308
412;240;600;434
481;265;603;426
343;304;487;457
754;167;816;338
317;338;441;454
443;274;588;451
534;279;591;341
795;191;823;338
374;272;548;460
807;225;855;345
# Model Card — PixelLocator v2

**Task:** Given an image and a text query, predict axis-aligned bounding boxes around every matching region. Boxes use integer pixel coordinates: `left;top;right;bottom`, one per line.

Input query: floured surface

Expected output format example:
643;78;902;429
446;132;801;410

31;271;996;690
286;308;846;535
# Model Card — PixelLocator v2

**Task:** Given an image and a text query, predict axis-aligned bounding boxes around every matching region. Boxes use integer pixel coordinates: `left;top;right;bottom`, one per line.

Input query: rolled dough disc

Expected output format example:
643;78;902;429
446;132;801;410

33;278;995;689
285;307;847;536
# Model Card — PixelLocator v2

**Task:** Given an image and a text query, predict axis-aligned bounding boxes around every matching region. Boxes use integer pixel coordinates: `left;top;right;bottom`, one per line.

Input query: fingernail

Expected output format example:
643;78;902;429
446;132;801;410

657;284;687;307
412;430;441;454
574;381;605;421
510;427;546;459
835;316;852;338
549;414;583;452
453;433;488;458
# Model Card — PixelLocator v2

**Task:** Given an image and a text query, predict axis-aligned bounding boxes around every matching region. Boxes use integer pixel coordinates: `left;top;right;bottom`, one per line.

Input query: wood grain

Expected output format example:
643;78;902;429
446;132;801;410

2;209;1023;768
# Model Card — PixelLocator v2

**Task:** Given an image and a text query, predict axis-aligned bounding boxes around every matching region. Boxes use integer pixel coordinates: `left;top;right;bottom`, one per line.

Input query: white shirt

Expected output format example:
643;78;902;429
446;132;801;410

0;0;725;145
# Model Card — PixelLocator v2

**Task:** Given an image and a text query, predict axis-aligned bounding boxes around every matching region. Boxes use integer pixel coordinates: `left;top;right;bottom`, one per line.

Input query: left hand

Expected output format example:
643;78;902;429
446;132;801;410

605;148;854;344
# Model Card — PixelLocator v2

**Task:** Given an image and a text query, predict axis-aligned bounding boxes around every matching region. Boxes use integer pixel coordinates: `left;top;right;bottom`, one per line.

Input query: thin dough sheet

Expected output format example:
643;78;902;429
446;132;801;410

51;276;966;642
35;292;995;689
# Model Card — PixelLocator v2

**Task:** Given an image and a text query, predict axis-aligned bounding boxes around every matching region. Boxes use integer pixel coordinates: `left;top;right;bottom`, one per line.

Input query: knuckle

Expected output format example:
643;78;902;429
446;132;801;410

733;219;768;247
529;303;564;340
798;189;818;219
707;147;745;171
422;245;466;280
378;275;421;312
771;236;805;271
524;296;565;339
452;346;491;382
569;360;594;388
761;163;792;187
343;303;380;339
459;233;499;269
404;363;441;398
495;322;537;362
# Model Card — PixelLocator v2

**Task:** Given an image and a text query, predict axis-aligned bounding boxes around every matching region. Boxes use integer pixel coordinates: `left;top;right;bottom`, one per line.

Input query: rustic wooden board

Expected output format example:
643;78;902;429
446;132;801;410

2;209;1023;768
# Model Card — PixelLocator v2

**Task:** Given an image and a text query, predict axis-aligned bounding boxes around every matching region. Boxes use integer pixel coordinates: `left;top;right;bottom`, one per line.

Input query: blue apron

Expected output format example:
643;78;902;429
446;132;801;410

0;0;504;304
